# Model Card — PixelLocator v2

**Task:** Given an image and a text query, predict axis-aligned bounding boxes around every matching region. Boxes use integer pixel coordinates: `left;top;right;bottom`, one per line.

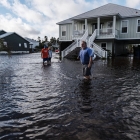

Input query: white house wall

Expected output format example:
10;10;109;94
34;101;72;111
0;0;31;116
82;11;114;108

59;17;140;41
117;17;140;39
59;24;72;41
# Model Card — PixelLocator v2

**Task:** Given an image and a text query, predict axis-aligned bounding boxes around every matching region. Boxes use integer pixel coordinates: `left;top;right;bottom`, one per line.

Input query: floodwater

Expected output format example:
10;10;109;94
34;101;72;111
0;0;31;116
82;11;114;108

0;53;140;140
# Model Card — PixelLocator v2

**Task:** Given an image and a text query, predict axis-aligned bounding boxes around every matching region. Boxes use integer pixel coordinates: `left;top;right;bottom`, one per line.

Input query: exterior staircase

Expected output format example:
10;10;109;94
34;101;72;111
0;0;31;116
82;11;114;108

61;29;108;59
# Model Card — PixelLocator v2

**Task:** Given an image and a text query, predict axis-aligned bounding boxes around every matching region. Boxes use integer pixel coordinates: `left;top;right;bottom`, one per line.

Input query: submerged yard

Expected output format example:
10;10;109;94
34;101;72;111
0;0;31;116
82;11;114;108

0;53;140;140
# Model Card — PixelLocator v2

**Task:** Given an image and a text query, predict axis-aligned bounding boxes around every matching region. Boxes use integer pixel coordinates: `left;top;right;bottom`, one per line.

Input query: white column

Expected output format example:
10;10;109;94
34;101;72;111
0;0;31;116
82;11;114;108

85;19;87;31
113;16;116;36
97;17;100;36
72;21;74;39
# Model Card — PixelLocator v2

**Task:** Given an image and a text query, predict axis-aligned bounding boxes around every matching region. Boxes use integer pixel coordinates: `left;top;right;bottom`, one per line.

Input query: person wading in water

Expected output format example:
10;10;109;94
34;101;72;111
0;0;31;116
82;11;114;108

79;41;93;80
41;45;49;66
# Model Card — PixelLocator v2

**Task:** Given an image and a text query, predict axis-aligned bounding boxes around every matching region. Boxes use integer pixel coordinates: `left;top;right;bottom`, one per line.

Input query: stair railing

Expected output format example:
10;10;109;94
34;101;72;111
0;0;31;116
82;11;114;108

88;29;97;47
92;42;107;58
61;29;88;58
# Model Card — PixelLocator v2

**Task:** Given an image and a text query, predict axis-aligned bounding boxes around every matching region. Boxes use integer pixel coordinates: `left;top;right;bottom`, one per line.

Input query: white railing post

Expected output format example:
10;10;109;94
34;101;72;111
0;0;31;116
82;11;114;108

88;29;97;48
61;29;89;58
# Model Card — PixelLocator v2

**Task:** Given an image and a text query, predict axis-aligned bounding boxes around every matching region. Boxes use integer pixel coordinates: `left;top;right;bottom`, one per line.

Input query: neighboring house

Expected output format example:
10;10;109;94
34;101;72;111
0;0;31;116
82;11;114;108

0;31;30;54
0;30;6;35
25;37;39;51
57;3;140;58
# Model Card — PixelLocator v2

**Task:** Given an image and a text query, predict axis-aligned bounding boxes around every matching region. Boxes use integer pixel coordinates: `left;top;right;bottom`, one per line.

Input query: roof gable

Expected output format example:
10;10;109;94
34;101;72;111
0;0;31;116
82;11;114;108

0;30;7;35
0;32;30;43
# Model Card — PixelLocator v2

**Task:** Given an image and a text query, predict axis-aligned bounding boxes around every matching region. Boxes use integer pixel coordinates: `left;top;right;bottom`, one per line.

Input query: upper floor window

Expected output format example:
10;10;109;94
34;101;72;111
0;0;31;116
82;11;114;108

61;26;66;37
74;24;77;31
137;19;140;32
107;21;113;28
121;20;128;33
83;24;85;30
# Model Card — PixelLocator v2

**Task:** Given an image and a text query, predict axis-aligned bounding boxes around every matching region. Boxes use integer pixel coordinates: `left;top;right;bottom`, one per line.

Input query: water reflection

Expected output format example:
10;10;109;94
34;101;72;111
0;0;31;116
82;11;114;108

76;80;93;113
0;53;140;140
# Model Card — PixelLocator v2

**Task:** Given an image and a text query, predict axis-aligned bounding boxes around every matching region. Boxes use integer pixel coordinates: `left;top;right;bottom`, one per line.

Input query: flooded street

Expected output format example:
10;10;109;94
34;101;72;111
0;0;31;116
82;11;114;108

0;53;140;140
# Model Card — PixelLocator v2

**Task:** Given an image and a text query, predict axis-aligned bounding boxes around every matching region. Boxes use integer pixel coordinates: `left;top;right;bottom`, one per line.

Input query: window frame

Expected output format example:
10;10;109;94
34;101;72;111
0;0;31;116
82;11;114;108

136;19;140;33
121;20;128;34
61;25;66;37
101;42;107;50
107;21;113;28
24;43;27;48
74;24;77;31
82;24;85;33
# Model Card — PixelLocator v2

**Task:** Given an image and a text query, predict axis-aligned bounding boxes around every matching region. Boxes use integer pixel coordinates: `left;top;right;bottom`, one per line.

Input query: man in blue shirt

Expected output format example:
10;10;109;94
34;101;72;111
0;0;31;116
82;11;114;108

79;41;93;79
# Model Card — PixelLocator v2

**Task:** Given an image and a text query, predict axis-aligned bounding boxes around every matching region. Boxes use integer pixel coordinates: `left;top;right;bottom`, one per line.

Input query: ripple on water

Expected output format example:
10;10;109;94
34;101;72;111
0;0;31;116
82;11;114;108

0;54;140;139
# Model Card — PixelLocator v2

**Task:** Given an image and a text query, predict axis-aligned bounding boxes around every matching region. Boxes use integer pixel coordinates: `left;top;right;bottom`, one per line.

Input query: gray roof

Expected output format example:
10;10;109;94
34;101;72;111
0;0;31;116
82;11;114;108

0;32;30;43
57;3;140;25
57;18;73;25
0;32;13;38
25;37;39;43
0;30;6;32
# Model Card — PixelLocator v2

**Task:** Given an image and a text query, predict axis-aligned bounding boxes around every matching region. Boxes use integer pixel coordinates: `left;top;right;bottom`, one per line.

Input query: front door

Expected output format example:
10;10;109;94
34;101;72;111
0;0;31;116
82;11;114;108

92;23;97;33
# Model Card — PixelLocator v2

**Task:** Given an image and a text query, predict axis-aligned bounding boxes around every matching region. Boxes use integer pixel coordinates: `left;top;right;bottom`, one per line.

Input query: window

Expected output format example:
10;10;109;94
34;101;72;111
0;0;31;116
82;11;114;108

107;21;113;28
3;42;7;47
61;26;66;36
24;43;27;48
74;24;77;31
101;43;106;50
19;43;21;47
137;19;140;32
121;20;128;33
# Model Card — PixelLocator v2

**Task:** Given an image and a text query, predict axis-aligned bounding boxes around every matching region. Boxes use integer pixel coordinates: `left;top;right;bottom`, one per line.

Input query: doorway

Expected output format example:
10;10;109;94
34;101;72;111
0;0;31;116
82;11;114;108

92;23;97;33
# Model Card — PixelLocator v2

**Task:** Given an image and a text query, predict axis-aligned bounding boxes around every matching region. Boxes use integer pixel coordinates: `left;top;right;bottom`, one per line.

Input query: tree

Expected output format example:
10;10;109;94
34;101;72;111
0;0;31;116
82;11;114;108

38;36;41;43
50;37;56;45
44;36;48;42
0;39;11;54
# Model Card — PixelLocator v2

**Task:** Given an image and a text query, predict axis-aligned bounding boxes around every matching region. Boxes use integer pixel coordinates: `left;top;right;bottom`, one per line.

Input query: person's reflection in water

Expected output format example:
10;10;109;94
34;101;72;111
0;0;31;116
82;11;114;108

76;79;93;113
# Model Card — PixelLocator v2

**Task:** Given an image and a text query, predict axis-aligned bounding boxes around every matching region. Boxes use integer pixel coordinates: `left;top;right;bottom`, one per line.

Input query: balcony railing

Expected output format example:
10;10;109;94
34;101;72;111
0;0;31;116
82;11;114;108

96;28;119;38
72;30;84;40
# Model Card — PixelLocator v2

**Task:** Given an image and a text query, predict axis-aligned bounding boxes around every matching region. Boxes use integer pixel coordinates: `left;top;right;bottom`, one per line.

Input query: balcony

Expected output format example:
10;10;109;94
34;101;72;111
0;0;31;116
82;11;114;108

72;30;85;40
96;28;119;39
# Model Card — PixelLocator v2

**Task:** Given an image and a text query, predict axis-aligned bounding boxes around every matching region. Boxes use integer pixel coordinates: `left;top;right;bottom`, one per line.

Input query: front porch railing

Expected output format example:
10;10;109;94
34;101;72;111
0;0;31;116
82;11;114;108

96;28;119;38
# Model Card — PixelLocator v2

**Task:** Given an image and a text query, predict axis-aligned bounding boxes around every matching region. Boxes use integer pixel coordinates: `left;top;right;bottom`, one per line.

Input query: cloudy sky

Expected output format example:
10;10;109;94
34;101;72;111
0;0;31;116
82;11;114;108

0;0;140;41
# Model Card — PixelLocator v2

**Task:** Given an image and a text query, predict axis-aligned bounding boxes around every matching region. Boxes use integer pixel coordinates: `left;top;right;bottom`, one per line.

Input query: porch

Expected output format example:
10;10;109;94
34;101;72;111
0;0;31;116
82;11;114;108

71;15;119;40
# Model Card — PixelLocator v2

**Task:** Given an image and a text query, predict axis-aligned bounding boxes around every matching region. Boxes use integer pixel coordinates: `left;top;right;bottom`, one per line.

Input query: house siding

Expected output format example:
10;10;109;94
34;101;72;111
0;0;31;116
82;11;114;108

2;33;30;51
59;16;140;41
117;17;140;39
59;24;72;41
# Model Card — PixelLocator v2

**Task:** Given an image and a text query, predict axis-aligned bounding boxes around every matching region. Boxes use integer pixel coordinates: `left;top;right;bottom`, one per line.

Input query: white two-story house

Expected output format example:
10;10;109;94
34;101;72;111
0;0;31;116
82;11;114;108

57;3;140;58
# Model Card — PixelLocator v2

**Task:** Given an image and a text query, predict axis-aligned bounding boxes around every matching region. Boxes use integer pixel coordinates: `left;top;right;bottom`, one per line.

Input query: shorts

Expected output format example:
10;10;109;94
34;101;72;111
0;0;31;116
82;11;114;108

43;58;49;62
82;65;91;76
